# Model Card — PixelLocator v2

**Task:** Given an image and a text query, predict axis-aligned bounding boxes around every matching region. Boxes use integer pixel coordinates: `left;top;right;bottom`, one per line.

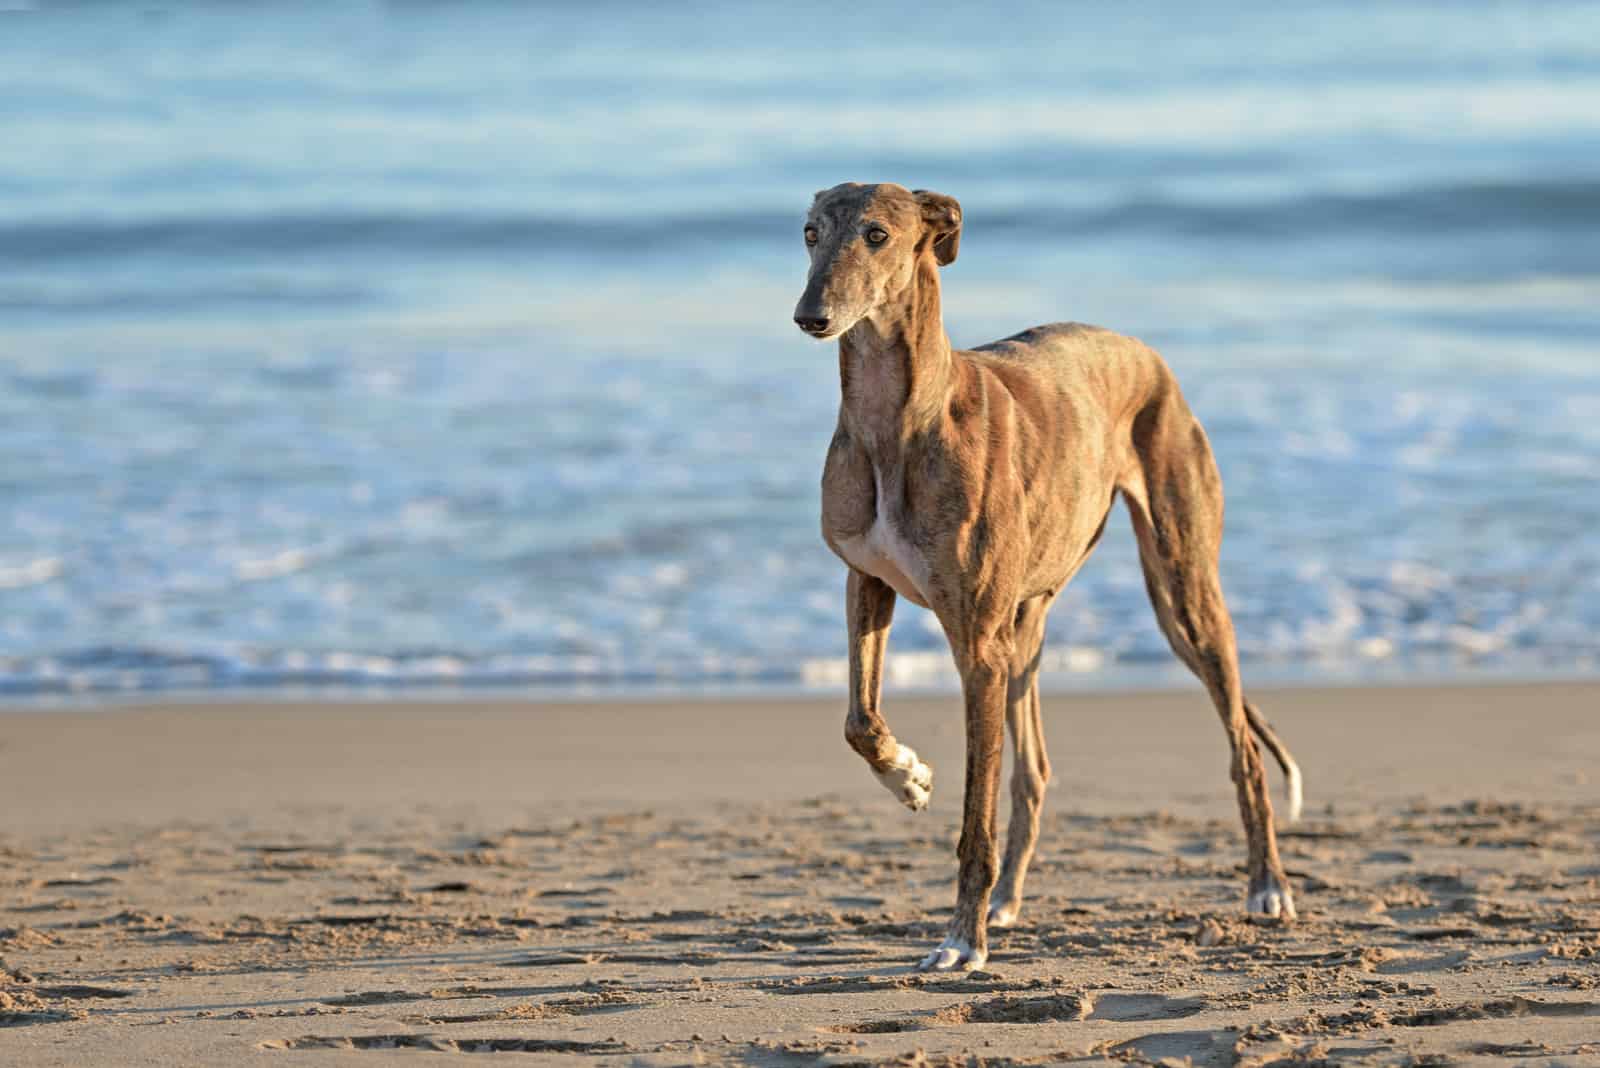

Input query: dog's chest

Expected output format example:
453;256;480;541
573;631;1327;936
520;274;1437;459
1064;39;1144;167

832;471;932;609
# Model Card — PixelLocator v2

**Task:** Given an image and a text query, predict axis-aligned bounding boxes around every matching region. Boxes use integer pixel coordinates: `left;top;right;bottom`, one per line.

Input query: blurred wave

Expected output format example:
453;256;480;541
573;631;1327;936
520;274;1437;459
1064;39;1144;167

5;176;1598;263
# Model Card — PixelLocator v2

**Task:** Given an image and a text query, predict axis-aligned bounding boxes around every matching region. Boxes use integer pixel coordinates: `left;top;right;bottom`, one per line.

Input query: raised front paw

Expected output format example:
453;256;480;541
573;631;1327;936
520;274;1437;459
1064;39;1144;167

874;743;933;812
1247;873;1297;922
916;933;986;972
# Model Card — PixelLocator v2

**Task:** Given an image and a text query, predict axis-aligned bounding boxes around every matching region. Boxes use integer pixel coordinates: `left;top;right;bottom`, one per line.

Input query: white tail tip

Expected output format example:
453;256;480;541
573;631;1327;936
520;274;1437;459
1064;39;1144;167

1283;760;1304;824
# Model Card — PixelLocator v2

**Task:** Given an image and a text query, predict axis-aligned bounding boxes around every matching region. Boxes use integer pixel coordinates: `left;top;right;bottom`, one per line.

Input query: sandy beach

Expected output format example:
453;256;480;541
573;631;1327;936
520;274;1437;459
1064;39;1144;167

1;682;1597;1065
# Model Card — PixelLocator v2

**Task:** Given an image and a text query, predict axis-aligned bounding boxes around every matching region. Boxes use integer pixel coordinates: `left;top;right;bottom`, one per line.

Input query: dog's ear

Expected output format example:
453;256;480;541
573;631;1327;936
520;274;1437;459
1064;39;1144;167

913;189;961;266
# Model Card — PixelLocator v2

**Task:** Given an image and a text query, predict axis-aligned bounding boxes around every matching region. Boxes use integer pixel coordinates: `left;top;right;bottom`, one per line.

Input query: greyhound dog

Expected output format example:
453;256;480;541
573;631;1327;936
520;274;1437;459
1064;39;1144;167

794;182;1303;972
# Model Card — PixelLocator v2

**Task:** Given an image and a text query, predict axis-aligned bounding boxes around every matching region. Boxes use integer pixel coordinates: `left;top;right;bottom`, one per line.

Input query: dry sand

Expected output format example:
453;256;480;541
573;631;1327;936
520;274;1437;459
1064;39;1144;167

1;682;1597;1066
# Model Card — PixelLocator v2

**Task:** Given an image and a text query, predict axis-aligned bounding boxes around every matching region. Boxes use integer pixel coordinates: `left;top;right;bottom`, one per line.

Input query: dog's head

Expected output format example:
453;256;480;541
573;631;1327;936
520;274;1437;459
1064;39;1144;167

793;182;961;340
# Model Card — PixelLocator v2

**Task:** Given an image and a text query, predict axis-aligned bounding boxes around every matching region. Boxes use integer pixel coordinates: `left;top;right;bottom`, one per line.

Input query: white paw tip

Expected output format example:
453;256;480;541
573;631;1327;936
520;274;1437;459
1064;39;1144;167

1284;762;1304;824
917;935;984;972
874;743;933;812
1248;882;1298;922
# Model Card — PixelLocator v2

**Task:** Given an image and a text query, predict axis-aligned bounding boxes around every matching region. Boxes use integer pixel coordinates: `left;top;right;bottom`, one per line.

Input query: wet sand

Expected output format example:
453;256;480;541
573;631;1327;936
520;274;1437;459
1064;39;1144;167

1;683;1597;1065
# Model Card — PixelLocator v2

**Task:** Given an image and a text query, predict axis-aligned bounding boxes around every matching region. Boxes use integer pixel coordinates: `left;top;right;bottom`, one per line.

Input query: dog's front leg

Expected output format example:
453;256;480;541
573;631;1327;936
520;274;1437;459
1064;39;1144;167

920;628;1009;971
843;570;932;810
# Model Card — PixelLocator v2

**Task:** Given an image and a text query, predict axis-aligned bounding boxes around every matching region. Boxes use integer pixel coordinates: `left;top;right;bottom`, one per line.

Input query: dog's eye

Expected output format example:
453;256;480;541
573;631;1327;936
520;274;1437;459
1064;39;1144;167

866;228;888;244
804;226;819;246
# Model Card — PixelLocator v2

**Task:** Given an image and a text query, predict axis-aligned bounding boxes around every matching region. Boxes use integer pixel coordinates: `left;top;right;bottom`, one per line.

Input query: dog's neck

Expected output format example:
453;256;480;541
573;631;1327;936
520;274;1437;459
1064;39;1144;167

836;254;954;450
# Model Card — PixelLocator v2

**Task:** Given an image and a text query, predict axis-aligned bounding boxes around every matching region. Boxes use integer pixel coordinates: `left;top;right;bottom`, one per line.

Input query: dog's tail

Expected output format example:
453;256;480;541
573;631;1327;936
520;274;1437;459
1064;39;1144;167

1244;698;1302;824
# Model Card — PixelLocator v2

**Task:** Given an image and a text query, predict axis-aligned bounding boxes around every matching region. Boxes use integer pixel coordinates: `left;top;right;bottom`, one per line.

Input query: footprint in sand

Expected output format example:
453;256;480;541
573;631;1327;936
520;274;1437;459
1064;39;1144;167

930;991;1206;1025
1110;1029;1236;1068
822;1018;922;1034
260;1035;630;1054
1089;992;1209;1021
932;993;1094;1024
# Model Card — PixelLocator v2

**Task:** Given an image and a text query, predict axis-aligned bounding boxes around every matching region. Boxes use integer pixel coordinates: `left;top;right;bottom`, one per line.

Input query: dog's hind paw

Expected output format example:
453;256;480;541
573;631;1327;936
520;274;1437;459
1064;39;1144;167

916;934;985;972
1247;875;1297;922
874;743;932;811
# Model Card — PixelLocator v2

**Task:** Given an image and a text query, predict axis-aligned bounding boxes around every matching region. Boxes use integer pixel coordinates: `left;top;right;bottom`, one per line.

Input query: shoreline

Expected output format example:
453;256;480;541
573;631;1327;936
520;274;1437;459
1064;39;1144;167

5;658;1600;715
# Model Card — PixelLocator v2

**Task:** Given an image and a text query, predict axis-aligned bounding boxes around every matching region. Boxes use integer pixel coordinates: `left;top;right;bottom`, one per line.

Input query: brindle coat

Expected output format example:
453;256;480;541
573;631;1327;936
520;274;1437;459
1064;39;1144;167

794;182;1303;972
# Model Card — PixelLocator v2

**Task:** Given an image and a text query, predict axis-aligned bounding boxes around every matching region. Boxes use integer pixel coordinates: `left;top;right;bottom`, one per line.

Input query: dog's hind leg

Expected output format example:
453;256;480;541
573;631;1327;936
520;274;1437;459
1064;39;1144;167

988;595;1053;928
1122;391;1296;921
843;569;932;810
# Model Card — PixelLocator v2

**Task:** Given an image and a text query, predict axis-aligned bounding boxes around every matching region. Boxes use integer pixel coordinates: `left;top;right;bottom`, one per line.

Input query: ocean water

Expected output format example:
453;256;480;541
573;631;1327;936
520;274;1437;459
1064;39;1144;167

2;2;1598;699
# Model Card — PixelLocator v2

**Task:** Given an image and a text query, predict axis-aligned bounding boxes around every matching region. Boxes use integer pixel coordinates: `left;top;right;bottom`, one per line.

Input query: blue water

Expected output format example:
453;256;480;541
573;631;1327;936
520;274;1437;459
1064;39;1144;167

2;2;1598;699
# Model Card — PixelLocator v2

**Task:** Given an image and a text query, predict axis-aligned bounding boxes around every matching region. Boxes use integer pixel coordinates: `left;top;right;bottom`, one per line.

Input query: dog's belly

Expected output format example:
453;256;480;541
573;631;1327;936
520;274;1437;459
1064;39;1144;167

834;515;932;609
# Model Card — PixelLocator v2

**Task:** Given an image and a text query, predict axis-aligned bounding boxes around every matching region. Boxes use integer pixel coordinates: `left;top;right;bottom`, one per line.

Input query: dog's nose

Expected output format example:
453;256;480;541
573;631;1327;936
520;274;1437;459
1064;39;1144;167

794;314;832;335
